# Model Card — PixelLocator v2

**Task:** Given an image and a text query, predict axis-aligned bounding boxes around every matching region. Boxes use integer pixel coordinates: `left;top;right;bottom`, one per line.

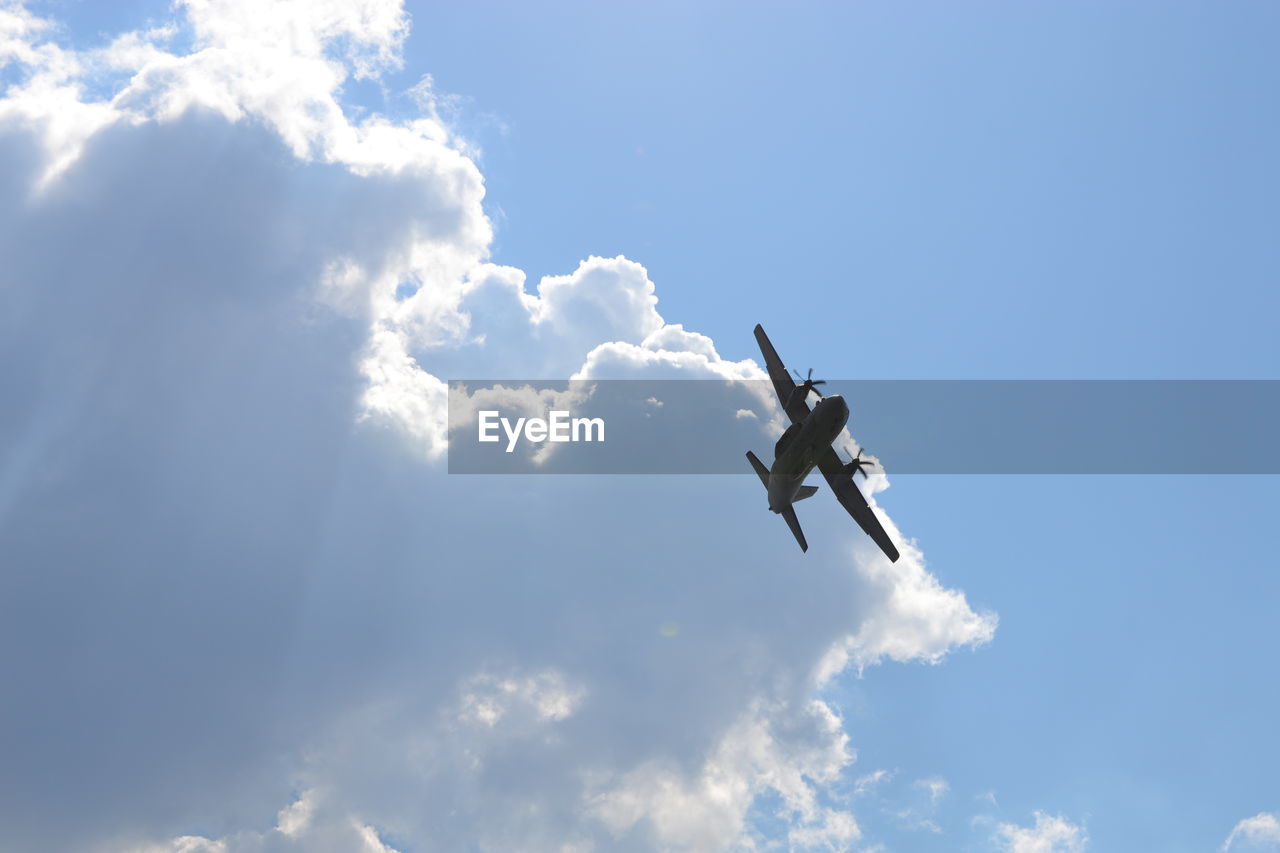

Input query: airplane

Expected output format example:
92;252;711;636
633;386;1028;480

745;324;900;561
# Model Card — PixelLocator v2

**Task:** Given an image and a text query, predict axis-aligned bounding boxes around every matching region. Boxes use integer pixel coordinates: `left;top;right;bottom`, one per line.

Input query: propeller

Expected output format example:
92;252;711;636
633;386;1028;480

789;367;826;400
844;447;873;479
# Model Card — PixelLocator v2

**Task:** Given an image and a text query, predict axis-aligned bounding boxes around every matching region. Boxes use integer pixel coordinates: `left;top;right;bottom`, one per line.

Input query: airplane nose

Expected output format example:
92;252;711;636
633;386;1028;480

829;395;848;417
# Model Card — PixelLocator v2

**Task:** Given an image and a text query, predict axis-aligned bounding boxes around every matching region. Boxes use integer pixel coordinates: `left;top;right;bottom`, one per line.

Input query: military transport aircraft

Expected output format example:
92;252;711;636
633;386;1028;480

746;324;901;561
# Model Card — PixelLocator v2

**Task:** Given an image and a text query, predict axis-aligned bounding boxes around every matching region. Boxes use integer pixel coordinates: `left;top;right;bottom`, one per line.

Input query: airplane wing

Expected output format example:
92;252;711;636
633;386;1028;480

753;324;810;424
816;447;901;562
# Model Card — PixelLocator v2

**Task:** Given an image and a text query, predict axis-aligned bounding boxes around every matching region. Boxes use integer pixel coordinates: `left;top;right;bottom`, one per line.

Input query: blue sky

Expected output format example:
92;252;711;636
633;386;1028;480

2;2;1278;852
393;0;1280;378
391;9;1280;845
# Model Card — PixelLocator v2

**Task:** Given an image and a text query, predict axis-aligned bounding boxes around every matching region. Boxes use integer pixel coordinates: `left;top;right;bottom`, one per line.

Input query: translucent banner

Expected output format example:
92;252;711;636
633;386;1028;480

446;380;1280;474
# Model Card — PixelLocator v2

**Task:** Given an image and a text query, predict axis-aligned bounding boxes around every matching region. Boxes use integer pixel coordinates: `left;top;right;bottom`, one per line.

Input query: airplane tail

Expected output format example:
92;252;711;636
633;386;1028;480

746;450;812;552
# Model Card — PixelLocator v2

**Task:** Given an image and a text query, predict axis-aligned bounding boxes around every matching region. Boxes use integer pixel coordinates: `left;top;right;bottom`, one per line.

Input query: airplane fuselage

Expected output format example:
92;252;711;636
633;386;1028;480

767;394;849;512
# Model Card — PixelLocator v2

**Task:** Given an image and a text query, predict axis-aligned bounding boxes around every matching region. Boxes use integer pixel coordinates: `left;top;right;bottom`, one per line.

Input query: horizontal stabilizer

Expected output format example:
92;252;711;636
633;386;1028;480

780;505;808;552
745;450;770;487
794;485;819;502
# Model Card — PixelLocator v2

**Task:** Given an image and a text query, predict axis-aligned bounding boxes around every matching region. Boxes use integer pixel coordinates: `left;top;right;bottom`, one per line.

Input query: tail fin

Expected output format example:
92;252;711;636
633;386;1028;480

780;505;808;552
794;485;819;502
745;450;770;487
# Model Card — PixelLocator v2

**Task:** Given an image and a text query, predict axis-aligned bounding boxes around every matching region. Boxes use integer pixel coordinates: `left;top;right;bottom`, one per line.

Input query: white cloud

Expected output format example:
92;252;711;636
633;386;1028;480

916;776;950;804
589;699;858;851
122;795;406;853
853;769;892;797
815;532;997;681
459;670;585;727
534;256;664;354
1223;812;1280;851
0;2;996;851
995;812;1088;853
275;790;317;838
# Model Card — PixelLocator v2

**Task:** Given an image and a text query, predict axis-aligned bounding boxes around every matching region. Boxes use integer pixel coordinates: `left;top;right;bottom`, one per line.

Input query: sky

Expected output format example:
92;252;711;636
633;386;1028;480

1;2;1278;852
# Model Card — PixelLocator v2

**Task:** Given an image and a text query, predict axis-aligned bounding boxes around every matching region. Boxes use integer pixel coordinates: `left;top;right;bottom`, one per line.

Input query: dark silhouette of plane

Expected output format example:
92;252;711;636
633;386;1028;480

746;324;900;561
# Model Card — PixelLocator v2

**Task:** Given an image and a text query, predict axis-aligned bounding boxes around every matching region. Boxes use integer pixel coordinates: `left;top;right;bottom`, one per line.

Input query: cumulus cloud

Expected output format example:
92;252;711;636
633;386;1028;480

590;699;857;851
814;531;996;681
0;1;995;851
123;787;408;853
995;812;1088;853
1223;812;1280;851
